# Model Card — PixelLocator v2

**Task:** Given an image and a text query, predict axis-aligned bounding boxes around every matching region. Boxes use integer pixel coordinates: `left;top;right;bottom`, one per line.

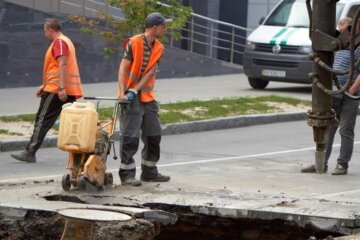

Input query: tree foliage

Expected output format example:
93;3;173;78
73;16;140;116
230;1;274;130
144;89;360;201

69;0;192;54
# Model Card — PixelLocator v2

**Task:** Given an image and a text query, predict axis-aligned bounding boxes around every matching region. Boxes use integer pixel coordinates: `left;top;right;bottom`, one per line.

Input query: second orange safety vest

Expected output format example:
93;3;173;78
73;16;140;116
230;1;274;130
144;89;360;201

43;34;83;99
122;34;164;102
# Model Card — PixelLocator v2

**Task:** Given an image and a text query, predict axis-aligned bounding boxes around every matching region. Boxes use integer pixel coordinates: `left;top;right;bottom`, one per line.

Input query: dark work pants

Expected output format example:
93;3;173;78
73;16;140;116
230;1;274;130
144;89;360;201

27;92;75;153
325;95;359;169
119;96;161;181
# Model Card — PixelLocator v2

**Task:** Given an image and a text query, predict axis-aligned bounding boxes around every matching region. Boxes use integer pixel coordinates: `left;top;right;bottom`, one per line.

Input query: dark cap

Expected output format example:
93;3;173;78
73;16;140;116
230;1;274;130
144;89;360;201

145;12;172;28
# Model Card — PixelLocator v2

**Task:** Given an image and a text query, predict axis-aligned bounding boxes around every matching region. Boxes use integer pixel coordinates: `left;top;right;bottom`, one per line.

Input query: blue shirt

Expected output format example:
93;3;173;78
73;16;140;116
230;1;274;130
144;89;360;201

333;45;360;90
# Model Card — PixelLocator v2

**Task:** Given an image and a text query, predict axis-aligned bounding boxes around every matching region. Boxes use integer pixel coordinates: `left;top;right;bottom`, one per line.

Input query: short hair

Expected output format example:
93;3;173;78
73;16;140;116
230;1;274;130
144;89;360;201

44;18;62;31
339;17;352;26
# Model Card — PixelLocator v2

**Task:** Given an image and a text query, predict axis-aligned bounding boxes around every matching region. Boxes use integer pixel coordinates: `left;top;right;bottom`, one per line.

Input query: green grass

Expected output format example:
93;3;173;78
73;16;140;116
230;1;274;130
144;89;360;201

0;96;310;125
97;107;114;121
0;114;35;122
159;95;309;124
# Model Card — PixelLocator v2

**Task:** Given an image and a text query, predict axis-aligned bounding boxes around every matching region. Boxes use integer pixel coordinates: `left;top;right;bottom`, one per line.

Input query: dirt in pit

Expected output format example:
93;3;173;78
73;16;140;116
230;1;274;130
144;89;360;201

0;210;63;240
0;207;345;240
156;216;342;240
144;204;344;240
0;210;157;240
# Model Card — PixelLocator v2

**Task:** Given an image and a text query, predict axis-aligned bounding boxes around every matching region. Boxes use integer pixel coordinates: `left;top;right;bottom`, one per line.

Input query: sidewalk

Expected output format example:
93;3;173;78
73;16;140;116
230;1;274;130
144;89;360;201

0;74;311;152
0;73;311;116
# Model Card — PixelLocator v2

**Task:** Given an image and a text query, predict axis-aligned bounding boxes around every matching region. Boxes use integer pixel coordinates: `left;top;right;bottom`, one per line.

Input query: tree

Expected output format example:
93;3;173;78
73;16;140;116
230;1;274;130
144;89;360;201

70;0;192;55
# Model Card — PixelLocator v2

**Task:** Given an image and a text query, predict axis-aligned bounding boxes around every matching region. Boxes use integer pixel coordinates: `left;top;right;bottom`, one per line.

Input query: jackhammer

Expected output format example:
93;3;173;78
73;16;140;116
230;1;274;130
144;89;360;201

57;97;128;191
307;0;360;173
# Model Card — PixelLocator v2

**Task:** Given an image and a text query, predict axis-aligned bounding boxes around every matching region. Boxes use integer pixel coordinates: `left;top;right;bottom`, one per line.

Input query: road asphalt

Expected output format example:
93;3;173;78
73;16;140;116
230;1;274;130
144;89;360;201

3;74;360;238
0;73;311;152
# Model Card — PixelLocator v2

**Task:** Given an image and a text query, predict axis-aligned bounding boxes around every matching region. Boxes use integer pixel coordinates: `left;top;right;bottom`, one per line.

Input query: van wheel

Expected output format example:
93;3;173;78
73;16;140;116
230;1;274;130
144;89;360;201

248;78;269;89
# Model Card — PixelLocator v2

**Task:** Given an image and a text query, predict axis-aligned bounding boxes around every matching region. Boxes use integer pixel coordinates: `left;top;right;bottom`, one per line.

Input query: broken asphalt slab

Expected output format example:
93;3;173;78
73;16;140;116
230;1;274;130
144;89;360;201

1;177;360;238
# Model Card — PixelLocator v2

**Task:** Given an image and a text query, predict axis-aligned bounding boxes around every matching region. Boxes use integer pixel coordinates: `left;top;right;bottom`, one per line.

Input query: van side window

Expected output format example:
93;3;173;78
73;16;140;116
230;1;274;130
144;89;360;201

347;5;360;18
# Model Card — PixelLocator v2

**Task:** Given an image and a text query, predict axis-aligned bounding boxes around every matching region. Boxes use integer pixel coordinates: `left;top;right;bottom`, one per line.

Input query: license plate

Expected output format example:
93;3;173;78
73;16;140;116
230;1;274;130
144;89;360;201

261;69;286;78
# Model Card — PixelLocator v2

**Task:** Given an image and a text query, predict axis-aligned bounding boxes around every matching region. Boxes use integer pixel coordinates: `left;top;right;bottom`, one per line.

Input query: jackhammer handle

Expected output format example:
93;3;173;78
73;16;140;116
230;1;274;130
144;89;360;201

84;96;118;101
344;92;360;101
84;96;129;104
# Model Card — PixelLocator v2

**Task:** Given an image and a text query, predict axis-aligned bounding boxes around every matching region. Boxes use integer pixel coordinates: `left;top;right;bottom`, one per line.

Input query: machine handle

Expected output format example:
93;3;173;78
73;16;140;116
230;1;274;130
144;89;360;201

84;96;118;101
84;96;129;104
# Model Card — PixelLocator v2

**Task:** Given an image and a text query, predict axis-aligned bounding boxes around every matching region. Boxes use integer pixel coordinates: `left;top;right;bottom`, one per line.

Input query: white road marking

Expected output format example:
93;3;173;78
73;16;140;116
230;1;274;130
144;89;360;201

2;142;360;185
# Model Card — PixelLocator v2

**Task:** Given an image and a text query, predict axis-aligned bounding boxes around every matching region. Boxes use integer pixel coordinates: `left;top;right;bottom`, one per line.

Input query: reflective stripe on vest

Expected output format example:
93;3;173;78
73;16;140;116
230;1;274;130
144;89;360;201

128;71;140;84
43;34;83;98
46;79;81;86
141;85;154;93
122;34;164;102
45;73;80;78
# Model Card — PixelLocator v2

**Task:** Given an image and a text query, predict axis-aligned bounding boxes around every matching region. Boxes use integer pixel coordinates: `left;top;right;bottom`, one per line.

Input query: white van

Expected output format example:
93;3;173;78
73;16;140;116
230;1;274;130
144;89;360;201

243;0;360;89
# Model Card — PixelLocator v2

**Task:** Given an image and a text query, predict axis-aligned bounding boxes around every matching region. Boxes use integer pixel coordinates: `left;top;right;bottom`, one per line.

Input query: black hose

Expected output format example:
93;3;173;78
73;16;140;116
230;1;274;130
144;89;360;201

306;0;312;39
313;8;360;96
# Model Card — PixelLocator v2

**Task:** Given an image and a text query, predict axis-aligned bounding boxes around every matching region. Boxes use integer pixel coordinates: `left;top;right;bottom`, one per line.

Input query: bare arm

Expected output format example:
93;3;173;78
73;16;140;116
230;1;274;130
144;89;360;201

349;73;360;95
118;58;131;100
118;60;158;99
57;55;68;101
134;63;158;92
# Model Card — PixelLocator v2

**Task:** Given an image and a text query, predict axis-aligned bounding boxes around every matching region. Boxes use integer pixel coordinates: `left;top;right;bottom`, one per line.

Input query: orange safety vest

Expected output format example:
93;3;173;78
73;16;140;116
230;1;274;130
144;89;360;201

121;34;164;102
43;34;83;99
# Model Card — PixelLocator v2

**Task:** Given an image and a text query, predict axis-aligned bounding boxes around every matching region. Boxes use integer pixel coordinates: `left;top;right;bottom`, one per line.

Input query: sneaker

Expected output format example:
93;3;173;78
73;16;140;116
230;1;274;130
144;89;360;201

301;164;328;173
121;177;142;186
10;150;36;163
141;173;170;182
332;164;348;175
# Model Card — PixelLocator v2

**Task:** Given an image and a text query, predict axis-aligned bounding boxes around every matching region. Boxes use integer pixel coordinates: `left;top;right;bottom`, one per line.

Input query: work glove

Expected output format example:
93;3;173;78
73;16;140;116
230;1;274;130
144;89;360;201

125;88;137;102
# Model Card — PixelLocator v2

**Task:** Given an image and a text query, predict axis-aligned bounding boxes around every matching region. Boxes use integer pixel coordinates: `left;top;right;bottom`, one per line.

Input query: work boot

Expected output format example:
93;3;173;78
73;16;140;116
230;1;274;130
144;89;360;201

301;164;328;173
141;173;170;182
10;150;36;163
121;177;142;186
331;164;348;175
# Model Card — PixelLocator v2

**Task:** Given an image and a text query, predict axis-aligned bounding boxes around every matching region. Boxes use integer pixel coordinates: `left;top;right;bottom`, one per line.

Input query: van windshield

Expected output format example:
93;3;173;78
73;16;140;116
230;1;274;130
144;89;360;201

265;0;344;28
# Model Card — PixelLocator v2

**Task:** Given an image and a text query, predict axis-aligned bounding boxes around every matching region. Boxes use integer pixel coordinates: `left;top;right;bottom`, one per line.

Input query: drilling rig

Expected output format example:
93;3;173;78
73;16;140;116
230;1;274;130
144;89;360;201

307;0;360;173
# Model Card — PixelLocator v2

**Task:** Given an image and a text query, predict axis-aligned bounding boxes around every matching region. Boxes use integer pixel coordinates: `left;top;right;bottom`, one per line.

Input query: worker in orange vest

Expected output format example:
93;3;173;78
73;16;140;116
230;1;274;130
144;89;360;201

11;18;83;163
117;12;172;186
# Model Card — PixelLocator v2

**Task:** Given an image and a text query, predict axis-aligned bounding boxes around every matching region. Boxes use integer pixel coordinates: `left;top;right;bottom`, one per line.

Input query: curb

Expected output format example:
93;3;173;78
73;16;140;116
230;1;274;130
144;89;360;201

0;112;307;152
161;111;307;135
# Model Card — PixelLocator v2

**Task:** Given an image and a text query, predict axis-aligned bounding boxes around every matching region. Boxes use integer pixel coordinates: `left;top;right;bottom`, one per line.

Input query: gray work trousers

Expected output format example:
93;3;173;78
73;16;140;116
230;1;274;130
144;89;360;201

325;95;359;169
118;96;161;181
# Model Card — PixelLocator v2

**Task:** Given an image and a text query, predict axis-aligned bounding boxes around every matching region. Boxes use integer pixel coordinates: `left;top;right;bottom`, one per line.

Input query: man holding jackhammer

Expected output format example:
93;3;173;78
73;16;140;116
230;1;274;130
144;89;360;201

302;17;360;175
10;18;83;163
117;12;172;186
